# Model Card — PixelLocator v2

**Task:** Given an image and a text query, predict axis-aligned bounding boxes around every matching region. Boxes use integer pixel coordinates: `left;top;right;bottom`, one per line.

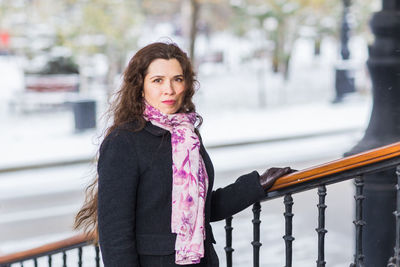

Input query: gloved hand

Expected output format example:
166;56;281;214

259;167;296;191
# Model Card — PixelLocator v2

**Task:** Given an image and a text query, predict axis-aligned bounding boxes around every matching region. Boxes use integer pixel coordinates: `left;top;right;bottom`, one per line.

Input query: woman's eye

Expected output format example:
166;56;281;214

153;78;162;83
175;77;184;82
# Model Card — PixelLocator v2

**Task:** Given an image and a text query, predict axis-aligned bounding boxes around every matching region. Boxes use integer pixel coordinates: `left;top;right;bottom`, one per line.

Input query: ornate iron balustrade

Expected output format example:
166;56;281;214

0;234;99;267
0;142;399;266
224;141;400;267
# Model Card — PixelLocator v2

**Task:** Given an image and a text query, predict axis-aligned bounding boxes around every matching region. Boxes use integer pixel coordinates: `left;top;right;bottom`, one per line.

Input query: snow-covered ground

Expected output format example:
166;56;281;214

0;99;369;171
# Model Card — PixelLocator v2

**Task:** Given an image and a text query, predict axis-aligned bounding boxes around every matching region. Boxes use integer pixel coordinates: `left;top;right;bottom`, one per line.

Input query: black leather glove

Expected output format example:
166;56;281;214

259;167;296;191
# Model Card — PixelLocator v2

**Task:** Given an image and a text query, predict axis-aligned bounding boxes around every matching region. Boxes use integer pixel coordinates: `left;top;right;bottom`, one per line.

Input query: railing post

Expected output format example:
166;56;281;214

224;216;234;267
351;175;365;267
316;185;327;267
283;194;294;267
387;165;400;267
78;247;83;267
62;250;67;267
95;245;100;267
251;202;262;267
48;254;52;267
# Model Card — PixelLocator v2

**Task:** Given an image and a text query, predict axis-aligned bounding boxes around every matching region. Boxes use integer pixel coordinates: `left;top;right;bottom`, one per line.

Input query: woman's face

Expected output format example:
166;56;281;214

143;58;186;114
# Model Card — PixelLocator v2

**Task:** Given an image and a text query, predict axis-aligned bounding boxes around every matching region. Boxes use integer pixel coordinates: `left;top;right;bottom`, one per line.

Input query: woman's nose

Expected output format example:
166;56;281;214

163;80;175;95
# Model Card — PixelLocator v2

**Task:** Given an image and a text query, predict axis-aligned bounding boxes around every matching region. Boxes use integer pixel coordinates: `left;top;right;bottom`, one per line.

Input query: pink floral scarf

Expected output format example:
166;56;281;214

143;102;209;265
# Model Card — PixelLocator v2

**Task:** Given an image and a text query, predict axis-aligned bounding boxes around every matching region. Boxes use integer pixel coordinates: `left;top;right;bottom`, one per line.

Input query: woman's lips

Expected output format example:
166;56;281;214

162;100;176;105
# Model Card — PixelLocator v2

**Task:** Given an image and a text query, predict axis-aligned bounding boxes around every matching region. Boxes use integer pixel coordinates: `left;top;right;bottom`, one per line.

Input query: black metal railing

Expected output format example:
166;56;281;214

0;235;100;267
388;166;400;267
223;149;400;267
350;175;366;266
283;194;294;267
316;185;327;267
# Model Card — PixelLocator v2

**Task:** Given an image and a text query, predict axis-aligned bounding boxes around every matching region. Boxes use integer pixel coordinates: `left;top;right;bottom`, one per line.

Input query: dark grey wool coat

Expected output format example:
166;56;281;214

97;121;266;267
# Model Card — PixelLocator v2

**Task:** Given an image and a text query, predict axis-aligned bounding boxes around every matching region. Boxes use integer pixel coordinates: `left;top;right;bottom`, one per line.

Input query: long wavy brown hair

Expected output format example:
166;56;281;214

74;42;202;241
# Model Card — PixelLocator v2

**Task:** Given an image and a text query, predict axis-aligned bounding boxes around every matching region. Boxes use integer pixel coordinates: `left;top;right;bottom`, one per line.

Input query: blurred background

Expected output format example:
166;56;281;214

0;0;385;266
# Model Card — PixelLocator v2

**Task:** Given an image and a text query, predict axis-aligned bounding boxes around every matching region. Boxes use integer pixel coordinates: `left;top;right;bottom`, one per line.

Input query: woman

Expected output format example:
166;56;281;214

75;42;293;267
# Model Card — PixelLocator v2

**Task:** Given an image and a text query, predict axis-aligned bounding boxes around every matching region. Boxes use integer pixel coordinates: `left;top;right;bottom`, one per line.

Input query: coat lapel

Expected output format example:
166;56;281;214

144;121;168;136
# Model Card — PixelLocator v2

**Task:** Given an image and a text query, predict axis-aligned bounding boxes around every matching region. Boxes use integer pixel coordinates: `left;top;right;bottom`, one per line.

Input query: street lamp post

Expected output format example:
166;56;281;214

346;0;400;265
333;0;356;103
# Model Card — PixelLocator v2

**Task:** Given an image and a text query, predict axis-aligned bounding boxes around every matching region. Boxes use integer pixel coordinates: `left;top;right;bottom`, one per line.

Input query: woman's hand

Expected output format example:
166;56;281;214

259;167;296;191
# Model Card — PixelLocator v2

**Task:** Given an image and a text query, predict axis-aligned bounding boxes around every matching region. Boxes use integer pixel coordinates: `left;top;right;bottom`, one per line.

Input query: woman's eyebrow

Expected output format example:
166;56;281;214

149;75;164;79
150;74;183;79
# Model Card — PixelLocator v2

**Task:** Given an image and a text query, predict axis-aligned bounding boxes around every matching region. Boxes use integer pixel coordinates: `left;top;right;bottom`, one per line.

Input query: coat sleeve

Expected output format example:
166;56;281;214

210;171;266;222
97;131;140;267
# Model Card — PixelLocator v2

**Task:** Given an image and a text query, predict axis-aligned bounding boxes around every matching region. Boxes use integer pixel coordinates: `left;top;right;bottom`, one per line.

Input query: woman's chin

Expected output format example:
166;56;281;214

161;107;179;114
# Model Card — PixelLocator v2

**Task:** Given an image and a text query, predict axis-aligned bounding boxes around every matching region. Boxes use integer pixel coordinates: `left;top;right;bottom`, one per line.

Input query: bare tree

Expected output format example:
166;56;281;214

232;0;309;80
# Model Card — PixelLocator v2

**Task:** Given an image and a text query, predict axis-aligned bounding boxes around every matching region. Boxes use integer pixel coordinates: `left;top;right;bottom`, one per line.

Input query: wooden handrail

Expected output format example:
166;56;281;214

0;233;94;264
1;142;399;264
269;141;400;191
